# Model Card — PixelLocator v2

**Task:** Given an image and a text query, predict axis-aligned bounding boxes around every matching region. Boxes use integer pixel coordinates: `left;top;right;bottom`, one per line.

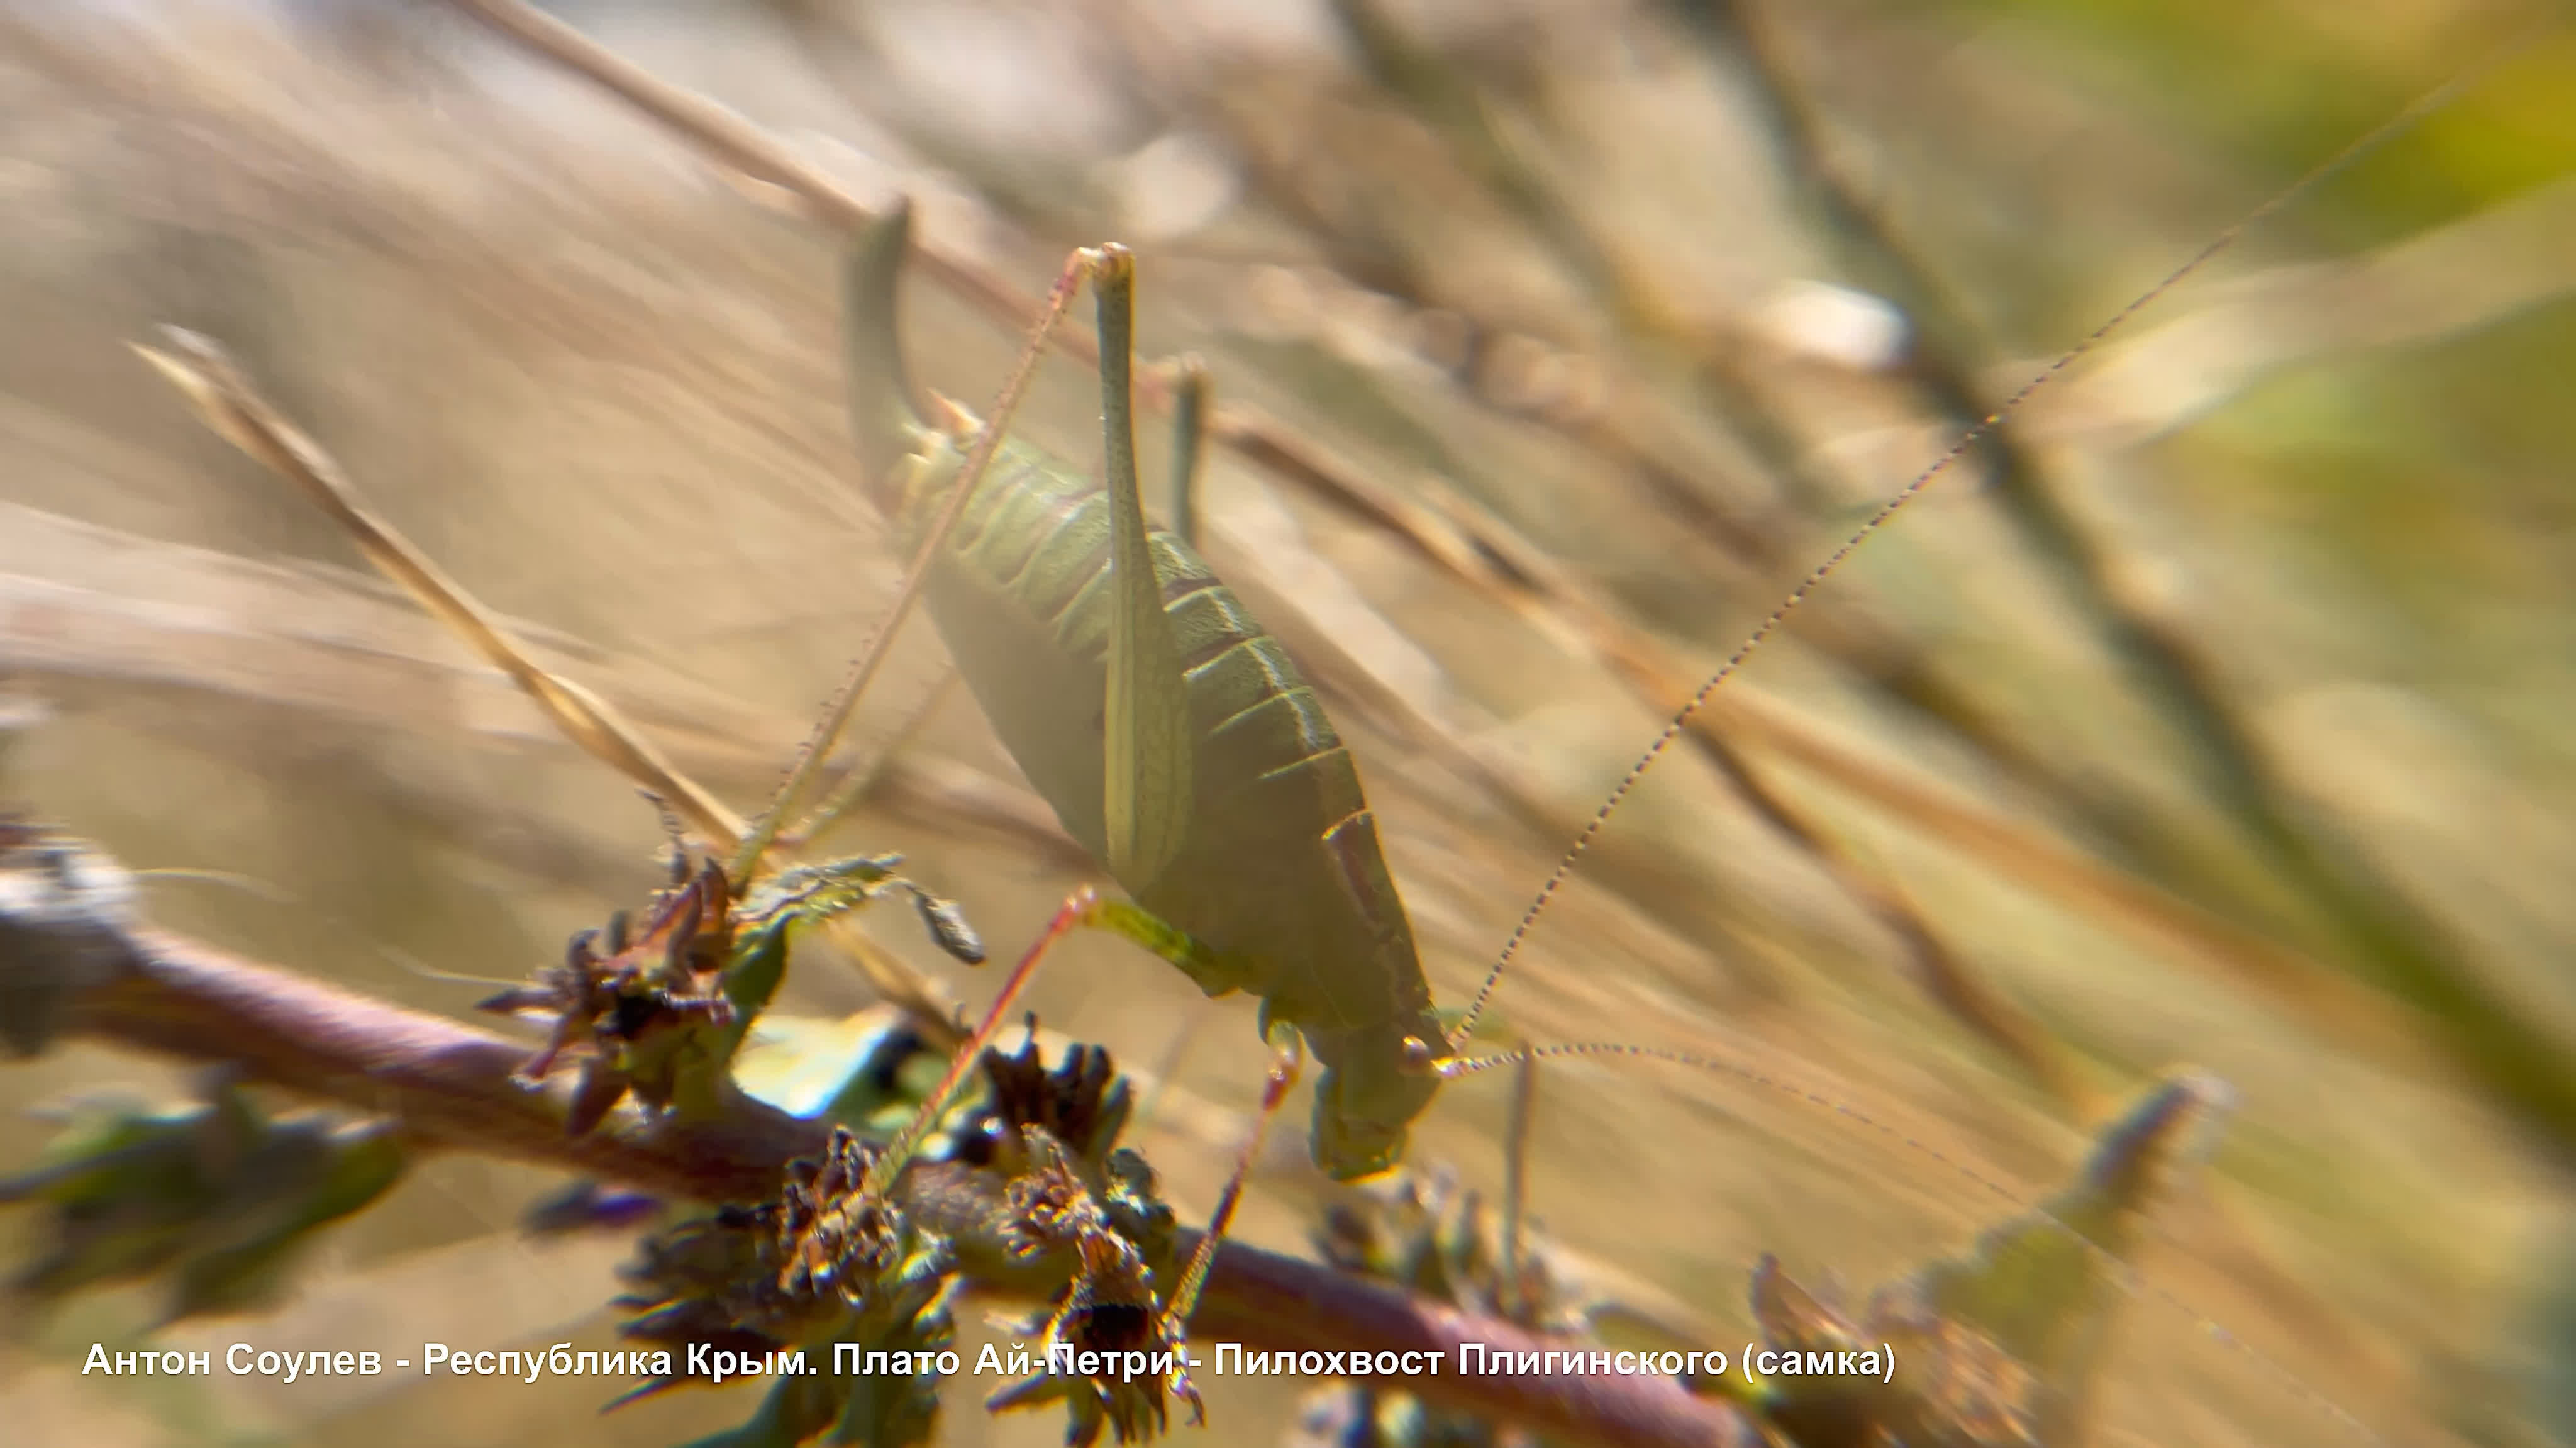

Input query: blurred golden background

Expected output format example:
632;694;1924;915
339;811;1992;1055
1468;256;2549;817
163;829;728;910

0;0;2572;1444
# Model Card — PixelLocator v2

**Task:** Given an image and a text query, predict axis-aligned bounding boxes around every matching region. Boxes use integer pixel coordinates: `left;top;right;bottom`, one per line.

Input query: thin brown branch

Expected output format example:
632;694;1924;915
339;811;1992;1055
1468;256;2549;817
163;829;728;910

36;912;1758;1448
80;926;806;1202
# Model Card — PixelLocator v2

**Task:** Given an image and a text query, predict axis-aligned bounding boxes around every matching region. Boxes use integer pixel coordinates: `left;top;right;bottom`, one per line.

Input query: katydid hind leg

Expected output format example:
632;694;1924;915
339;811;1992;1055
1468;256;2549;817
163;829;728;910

859;885;1102;1201
1163;1028;1303;1333
1089;246;1196;889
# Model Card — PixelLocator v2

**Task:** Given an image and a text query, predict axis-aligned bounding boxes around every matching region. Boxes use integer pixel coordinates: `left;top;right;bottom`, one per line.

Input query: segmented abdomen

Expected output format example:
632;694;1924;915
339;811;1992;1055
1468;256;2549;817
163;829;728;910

890;432;1439;1057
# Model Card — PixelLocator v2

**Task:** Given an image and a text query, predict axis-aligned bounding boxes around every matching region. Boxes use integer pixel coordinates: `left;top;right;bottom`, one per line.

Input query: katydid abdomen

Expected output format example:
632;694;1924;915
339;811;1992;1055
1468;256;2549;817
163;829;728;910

850;241;1443;1179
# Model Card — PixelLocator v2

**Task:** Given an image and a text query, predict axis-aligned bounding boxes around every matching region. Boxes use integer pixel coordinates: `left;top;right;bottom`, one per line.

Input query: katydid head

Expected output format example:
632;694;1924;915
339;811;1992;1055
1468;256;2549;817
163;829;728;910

1303;1028;1445;1179
1309;1020;1443;1181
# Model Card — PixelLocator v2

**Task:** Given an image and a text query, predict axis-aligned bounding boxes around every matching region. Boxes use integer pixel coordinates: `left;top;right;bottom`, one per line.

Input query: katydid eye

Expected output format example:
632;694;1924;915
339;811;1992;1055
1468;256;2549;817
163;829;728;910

1398;1036;1438;1075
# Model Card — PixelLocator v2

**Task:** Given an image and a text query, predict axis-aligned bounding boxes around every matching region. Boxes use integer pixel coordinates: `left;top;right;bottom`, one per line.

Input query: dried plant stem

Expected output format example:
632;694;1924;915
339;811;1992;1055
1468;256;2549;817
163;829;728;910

134;326;961;1037
57;924;1759;1448
131;329;742;849
1677;0;2576;1156
430;0;2179;1093
406;0;2555;1152
1697;728;2090;1115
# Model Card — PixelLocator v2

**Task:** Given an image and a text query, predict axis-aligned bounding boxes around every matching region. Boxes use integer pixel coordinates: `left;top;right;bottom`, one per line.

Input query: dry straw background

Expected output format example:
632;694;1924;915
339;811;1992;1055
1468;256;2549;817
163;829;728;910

1;0;2572;1445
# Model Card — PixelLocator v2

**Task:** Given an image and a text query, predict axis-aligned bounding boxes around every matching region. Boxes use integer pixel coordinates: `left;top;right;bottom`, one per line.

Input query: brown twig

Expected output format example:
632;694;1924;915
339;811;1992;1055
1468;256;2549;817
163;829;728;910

45;919;1758;1448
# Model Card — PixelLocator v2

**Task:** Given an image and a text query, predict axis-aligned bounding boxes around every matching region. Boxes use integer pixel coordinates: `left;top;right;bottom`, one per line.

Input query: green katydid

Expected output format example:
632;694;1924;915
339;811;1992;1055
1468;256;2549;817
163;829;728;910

796;90;2483;1438
818;171;2314;1196
835;204;1445;1184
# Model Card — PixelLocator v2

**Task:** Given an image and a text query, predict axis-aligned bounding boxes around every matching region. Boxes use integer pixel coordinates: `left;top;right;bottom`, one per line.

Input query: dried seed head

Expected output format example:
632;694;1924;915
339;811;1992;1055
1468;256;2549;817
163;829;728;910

988;1127;1202;1445
777;1128;906;1303
973;1026;1132;1169
475;848;740;1127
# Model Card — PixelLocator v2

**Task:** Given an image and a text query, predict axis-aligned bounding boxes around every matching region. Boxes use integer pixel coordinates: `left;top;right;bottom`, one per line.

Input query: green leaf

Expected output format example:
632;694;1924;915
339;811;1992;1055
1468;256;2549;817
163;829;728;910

1;1081;405;1321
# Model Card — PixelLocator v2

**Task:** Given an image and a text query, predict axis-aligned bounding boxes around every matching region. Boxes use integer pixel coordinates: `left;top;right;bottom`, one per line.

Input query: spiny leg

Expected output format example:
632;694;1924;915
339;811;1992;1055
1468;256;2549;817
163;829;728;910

1024;886;1297;1339
1163;1029;1304;1336
785;670;958;849
857;884;1101;1200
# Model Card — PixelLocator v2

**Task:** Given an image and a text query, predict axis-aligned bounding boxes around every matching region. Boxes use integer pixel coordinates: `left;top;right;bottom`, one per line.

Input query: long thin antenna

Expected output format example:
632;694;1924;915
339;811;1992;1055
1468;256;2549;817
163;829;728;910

1445;35;2534;1050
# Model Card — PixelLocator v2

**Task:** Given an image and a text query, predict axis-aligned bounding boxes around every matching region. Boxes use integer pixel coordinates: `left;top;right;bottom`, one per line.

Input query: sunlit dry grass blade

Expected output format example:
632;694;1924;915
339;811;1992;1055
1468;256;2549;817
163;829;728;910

2033;172;2576;450
1715;690;2438;1070
126;325;976;1044
1699;727;2091;1116
128;327;744;848
427;0;2144;1132
0;496;1110;901
425;0;1817;810
0;499;782;777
